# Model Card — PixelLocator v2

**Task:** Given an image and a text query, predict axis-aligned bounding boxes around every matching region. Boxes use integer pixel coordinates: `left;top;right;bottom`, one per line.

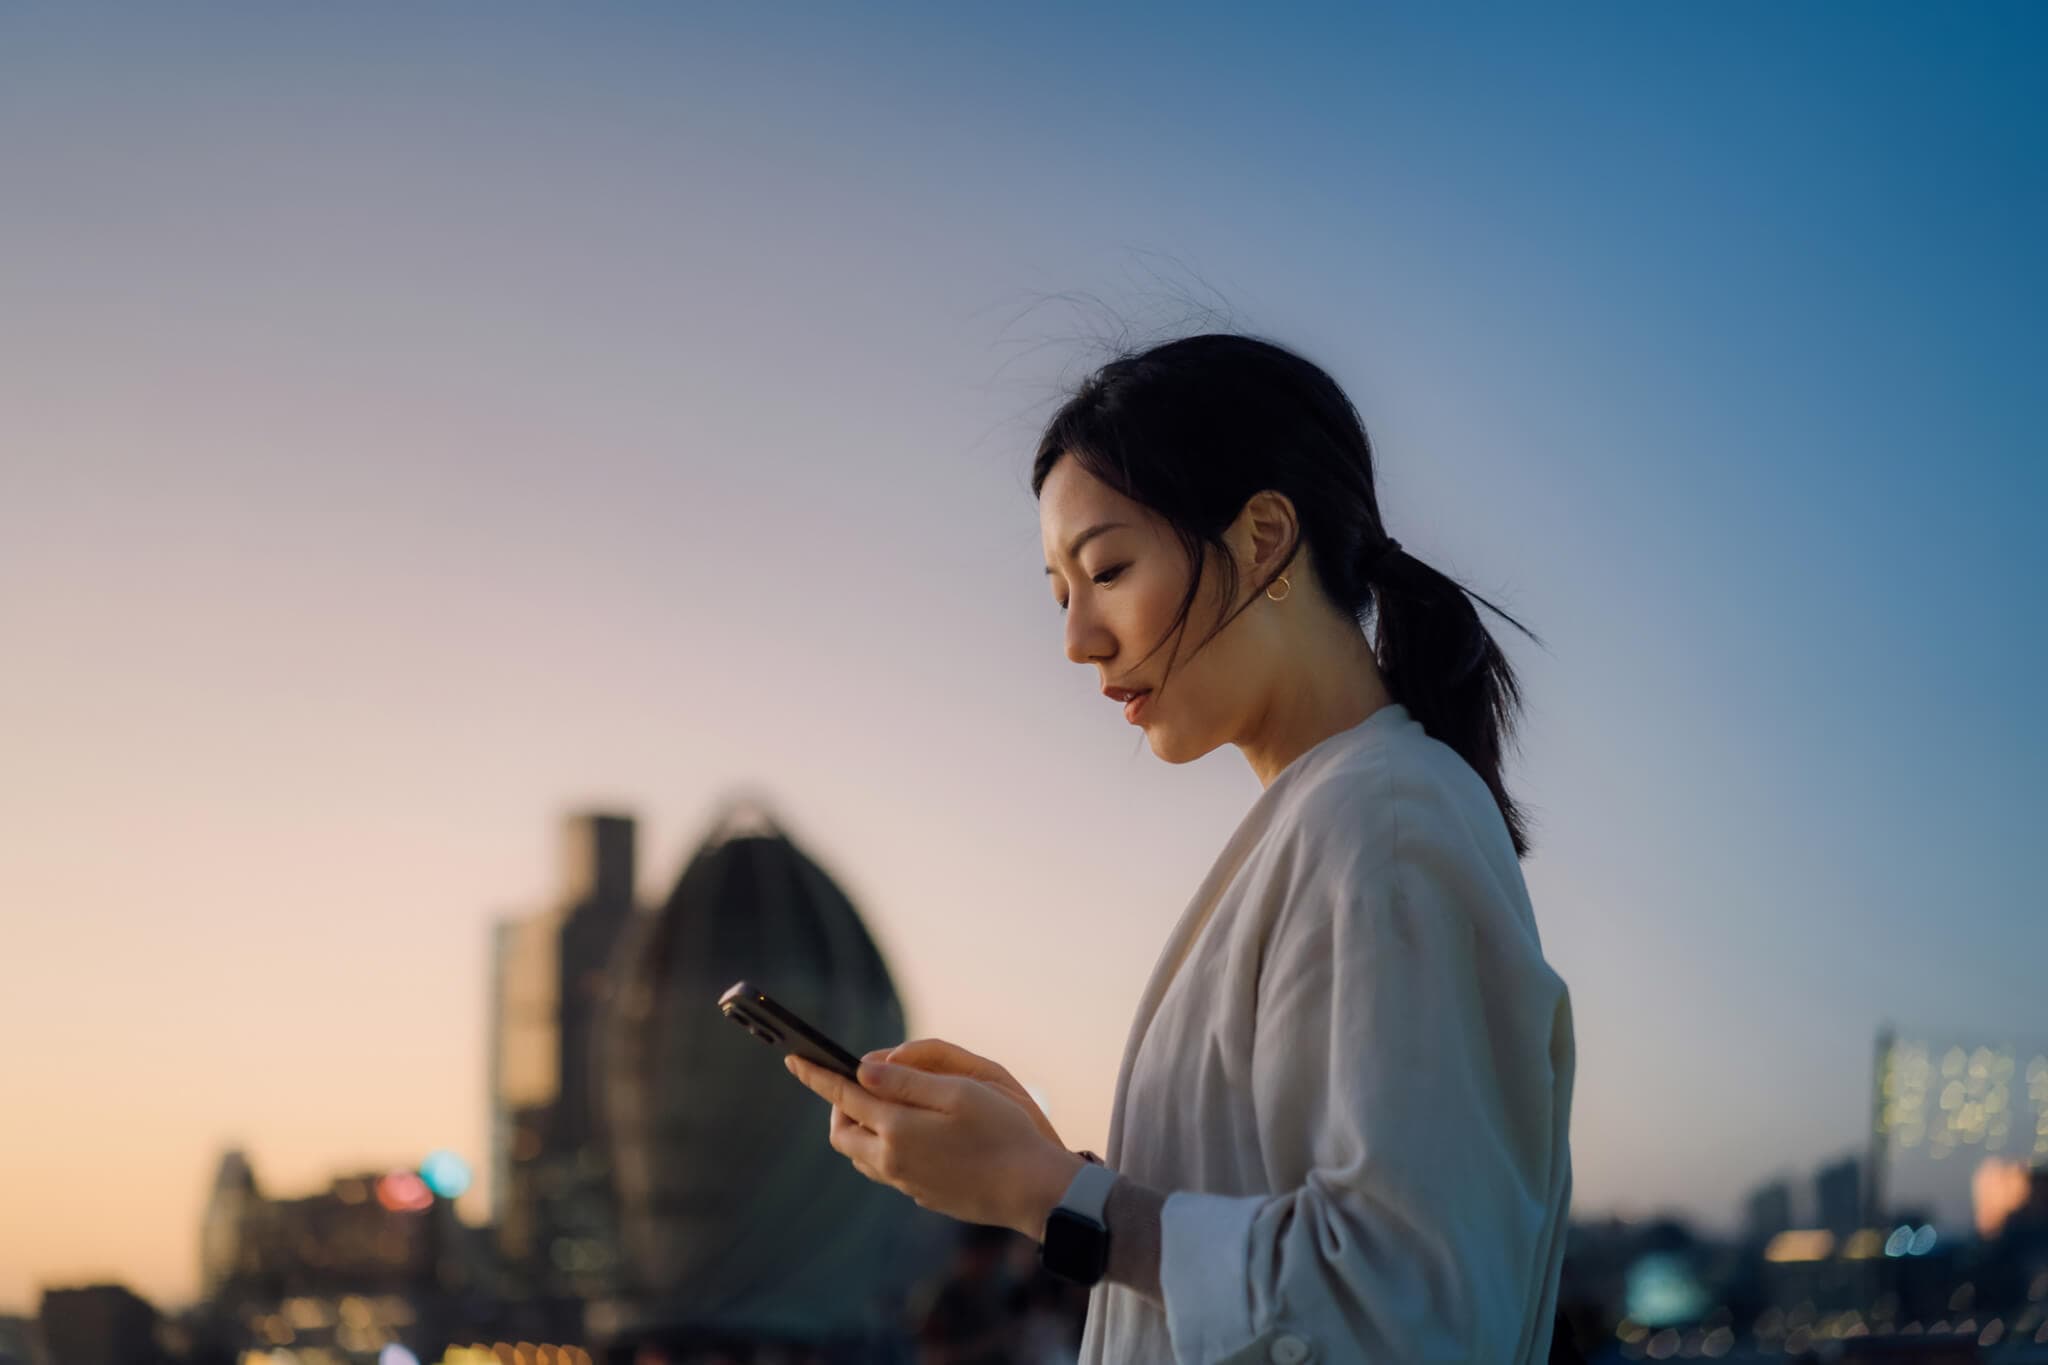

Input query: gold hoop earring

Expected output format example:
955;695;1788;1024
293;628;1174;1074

1264;575;1291;602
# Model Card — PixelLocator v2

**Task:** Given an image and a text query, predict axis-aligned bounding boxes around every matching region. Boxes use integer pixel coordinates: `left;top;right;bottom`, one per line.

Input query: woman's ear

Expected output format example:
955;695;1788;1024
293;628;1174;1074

1227;489;1301;594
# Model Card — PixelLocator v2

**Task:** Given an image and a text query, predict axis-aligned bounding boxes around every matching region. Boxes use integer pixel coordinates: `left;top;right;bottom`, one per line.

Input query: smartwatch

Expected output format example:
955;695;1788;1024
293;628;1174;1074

1039;1154;1117;1286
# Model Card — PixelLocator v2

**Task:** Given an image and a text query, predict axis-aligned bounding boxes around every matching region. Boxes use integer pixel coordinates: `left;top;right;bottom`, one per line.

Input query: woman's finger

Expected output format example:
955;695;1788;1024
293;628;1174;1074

855;1060;962;1114
865;1045;1062;1148
786;1055;893;1129
830;1104;874;1141
887;1037;994;1078
828;1105;892;1181
888;1040;1034;1105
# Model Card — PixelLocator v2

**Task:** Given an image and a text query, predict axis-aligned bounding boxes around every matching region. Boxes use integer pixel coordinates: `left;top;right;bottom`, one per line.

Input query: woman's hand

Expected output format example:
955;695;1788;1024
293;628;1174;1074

867;1037;1066;1151
783;1051;1084;1242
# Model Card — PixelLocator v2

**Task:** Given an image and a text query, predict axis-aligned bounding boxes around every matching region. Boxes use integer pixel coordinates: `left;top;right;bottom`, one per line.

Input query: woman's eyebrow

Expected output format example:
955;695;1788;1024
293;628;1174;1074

1044;521;1130;574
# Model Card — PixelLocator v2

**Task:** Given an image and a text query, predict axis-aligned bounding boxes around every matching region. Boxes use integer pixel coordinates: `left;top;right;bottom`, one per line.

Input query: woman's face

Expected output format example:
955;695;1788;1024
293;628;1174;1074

1041;455;1269;760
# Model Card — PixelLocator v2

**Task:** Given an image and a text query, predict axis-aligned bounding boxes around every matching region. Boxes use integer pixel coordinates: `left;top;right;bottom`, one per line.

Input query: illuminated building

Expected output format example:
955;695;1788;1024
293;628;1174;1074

1869;1023;2048;1233
193;1154;475;1361
200;1162;463;1297
266;1172;455;1289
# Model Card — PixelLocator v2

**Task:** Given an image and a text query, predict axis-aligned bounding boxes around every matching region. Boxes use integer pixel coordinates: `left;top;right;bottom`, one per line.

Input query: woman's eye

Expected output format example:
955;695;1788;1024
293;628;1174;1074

1056;565;1124;613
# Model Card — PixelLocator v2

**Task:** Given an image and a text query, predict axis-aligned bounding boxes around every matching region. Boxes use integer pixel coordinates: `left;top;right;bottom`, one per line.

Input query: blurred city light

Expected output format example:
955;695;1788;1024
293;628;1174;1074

1624;1251;1710;1326
374;1171;434;1214
1764;1230;1836;1262
418;1149;471;1199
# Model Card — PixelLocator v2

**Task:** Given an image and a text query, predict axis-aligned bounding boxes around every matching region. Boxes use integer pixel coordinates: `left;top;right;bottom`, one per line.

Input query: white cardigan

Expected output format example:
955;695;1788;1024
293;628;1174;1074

1076;702;1576;1364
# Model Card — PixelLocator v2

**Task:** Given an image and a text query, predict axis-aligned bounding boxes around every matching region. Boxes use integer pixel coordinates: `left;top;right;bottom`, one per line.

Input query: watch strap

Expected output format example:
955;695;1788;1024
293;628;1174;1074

1056;1157;1118;1223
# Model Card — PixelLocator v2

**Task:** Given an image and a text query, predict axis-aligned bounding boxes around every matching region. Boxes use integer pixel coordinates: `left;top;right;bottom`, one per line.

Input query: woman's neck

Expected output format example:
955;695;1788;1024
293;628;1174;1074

1240;631;1394;789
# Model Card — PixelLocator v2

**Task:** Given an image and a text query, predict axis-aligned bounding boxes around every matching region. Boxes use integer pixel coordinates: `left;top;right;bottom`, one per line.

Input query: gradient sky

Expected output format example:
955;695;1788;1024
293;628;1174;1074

2;1;2042;1313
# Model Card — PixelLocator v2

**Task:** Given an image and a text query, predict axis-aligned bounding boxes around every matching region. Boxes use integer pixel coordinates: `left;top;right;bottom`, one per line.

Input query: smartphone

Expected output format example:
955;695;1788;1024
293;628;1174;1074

718;980;864;1083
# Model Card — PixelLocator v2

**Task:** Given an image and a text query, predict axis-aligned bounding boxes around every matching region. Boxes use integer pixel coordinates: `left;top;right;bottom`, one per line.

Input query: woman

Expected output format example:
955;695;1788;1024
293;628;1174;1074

786;333;1578;1363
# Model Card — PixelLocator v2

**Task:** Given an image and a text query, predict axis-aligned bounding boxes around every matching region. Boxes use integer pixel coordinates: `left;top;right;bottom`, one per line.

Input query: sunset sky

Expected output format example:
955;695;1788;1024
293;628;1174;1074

3;3;2043;1312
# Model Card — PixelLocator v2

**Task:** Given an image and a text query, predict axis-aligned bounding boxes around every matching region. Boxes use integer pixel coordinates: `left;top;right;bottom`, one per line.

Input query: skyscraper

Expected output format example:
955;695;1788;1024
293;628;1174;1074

198;1149;263;1304
488;810;640;1302
1866;1022;1893;1227
1814;1155;1862;1239
1742;1175;1796;1246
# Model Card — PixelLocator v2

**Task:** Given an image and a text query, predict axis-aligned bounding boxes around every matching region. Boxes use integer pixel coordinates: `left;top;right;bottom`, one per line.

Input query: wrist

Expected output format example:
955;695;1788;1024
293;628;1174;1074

1021;1146;1088;1242
1101;1176;1166;1305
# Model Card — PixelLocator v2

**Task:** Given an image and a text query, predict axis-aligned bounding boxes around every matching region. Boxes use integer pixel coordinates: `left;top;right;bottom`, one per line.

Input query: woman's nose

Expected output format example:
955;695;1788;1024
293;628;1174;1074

1065;603;1109;667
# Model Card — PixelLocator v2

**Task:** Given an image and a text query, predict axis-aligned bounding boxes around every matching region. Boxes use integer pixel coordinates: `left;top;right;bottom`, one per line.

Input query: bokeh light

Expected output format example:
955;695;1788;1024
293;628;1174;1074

419;1149;472;1199
374;1170;434;1214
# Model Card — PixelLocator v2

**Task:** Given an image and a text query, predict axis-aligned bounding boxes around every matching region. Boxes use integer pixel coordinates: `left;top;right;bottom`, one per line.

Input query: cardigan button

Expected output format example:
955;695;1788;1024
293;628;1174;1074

1269;1335;1311;1364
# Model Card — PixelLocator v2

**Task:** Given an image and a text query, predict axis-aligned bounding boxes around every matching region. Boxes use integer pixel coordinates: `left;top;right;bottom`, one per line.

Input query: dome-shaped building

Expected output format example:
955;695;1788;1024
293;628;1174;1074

595;792;951;1353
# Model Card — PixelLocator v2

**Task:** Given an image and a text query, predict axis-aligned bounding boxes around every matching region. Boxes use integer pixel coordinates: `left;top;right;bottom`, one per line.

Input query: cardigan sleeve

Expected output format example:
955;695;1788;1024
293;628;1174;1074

1154;822;1569;1364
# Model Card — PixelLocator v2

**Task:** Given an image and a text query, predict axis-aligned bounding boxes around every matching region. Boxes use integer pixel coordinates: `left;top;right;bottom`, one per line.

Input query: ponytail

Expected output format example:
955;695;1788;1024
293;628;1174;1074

1367;541;1543;860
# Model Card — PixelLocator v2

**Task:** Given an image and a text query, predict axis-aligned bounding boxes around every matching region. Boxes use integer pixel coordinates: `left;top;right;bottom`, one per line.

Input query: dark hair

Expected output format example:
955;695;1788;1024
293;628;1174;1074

1031;332;1545;860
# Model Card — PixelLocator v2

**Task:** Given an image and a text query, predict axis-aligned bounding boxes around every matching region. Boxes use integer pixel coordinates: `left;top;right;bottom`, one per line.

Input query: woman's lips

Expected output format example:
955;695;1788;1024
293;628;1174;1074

1124;690;1152;724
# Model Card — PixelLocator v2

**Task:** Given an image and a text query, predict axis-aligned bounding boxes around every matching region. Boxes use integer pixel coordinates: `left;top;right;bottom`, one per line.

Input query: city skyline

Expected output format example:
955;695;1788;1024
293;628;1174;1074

4;1;2043;1312
6;795;2033;1315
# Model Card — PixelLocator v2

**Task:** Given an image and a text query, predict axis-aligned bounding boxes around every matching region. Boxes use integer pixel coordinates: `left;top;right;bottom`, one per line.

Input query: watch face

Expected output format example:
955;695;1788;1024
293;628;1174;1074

1040;1207;1109;1285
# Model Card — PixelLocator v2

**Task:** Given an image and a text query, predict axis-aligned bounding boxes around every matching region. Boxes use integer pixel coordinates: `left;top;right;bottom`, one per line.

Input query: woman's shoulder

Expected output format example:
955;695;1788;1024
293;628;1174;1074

1276;712;1536;937
1283;709;1503;856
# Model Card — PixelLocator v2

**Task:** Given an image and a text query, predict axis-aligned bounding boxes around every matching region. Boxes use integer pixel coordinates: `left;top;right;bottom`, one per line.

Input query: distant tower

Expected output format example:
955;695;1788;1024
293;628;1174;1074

1815;1154;1863;1239
1866;1021;1894;1227
486;918;518;1238
1742;1175;1796;1246
199;1149;262;1303
555;813;637;1159
490;810;640;1300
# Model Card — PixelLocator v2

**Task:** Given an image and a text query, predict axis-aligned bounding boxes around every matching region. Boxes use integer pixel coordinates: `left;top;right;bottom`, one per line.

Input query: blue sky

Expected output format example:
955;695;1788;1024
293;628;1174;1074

1;1;2042;1306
